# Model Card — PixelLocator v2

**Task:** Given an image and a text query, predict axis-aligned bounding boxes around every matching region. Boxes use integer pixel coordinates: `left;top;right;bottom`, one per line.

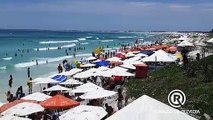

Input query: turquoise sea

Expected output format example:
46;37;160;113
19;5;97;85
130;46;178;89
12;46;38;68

0;30;164;102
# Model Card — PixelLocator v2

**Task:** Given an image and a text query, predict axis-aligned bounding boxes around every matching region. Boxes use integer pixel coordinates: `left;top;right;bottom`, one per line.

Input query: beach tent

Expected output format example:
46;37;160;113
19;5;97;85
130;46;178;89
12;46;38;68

1;102;44;116
140;50;154;56
33;77;59;84
177;40;194;47
86;56;97;61
106;95;197;120
59;105;107;120
40;94;80;109
80;89;117;99
51;75;67;82
0;99;36;113
71;82;103;93
60;78;83;85
95;61;110;66
207;38;213;43
21;92;51;102
43;85;71;91
57;68;83;76
0;115;31;120
142;49;176;62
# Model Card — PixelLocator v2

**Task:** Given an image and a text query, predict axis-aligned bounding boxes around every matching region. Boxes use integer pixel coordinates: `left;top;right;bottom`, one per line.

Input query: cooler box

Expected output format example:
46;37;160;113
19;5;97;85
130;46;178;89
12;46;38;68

135;64;148;78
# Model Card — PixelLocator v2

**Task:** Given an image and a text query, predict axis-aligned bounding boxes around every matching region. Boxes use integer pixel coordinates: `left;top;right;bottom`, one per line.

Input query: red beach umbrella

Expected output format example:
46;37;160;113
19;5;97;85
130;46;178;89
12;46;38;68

40;94;80;109
115;53;126;59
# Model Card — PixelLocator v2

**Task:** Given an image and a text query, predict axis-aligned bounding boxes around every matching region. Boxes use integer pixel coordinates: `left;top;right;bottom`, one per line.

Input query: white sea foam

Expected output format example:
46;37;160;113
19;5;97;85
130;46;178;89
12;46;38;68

117;36;136;39
2;57;12;61
78;38;86;41
80;42;89;45
34;43;76;51
39;40;78;44
96;37;99;40
61;43;76;48
0;66;6;70
85;36;92;39
14;53;91;68
101;40;114;42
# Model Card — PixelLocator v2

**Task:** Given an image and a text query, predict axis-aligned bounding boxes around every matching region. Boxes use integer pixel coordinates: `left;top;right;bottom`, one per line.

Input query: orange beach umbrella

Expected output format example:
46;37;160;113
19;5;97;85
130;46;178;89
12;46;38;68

40;94;80;109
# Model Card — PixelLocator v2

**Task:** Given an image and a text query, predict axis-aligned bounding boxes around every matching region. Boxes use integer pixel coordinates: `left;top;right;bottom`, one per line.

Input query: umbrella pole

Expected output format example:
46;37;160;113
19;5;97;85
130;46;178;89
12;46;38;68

155;56;157;72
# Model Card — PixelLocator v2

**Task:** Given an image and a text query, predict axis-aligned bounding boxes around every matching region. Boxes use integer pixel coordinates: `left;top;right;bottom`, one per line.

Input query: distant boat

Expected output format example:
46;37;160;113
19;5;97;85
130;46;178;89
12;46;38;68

2;57;12;61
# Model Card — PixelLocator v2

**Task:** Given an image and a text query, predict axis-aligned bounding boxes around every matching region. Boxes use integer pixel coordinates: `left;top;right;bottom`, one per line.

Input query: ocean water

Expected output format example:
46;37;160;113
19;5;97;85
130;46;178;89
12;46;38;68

0;30;164;102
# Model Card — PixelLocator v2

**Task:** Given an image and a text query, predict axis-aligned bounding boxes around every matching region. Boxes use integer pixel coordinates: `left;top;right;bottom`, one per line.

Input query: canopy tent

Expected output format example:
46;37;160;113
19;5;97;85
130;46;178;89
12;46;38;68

86;56;97;61
0;99;36;113
142;49;176;62
71;82;103;93
177;40;194;47
207;38;213;43
33;77;59;84
59;105;107;120
60;78;83;85
40;94;80;109
43;85;71;91
51;75;67;83
0;115;31;120
106;95;197;120
1;102;44;116
95;61;110;66
21;92;51;102
80;89;117;99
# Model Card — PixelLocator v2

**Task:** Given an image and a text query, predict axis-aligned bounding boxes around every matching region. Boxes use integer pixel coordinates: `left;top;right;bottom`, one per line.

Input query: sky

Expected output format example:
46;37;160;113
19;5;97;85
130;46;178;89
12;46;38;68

0;0;213;31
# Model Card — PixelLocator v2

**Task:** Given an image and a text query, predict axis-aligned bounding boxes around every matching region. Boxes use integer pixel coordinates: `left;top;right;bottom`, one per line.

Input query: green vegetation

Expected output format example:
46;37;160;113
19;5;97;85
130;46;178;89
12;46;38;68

125;55;213;120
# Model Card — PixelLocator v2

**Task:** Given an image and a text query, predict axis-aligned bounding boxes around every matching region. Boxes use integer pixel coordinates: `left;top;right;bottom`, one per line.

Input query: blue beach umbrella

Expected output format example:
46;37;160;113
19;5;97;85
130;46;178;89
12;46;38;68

52;75;67;82
95;61;110;66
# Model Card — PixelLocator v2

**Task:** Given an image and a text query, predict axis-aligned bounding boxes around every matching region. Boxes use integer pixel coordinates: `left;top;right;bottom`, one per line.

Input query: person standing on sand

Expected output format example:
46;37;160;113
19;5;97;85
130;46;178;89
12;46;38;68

27;77;33;94
9;75;13;88
57;64;63;73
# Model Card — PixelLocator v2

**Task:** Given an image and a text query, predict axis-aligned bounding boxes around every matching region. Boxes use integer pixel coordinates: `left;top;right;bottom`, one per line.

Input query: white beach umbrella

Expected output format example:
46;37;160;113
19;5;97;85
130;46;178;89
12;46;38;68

1;102;44;116
86;56;97;61
21;92;51;102
80;89;117;99
44;85;71;91
106;57;122;62
81;63;96;68
142;49;176;62
73;72;94;79
71;82;103;93
33;77;59;84
136;53;148;57
120;64;136;70
59;105;107;120
177;40;194;47
126;52;135;58
58;68;83;76
111;66;128;72
0;115;31;120
132;61;145;65
60;78;83;85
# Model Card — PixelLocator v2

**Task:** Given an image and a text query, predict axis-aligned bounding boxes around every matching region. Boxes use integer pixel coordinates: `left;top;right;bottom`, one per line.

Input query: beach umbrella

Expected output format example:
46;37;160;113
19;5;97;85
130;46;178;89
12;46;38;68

177;40;194;47
0;99;36;113
142;49;176;62
126;52;135;58
40;94;80;109
120;64;136;70
106;57;122;62
135;53;148;57
86;56;97;61
71;82;103;93
115;53;126;59
58;68;83;76
81;63;96;68
140;50;154;56
132;61;145;65
21;92;51;102
95;61;110;66
80;89;117;99
97;66;110;71
59;78;83;85
33;77;59;84
51;75;67;83
1;102;44;116
0;115;31;120
43;85;71;91
73;72;94;79
59;105;107;120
